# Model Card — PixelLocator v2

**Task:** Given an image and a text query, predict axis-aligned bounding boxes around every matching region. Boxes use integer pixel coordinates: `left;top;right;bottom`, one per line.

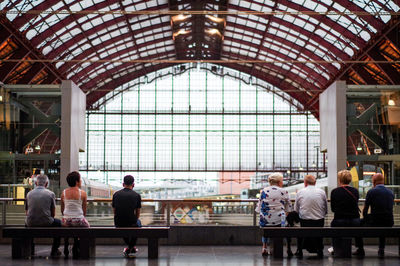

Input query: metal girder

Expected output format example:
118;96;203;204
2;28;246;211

32;3;169;49
367;46;400;84
71;36;172;84
86;62;172;107
351;65;379;84
60;24;171;75
347;103;385;149
348;103;378;125
0;13;65;83
385;27;400;52
280;0;367;47
12;0;61;29
22;124;60;148
18;63;45;84
0;47;30;82
223;36;326;89
332;18;400;88
228;3;353;60
0;24;11;47
80;50;175;91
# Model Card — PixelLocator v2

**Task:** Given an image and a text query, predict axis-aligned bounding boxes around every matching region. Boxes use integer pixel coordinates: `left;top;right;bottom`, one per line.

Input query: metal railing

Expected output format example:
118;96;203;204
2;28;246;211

1;198;399;227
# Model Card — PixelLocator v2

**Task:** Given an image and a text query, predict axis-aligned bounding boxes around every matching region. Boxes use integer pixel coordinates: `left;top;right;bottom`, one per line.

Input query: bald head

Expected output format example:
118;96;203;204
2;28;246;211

372;173;384;187
304;175;316;186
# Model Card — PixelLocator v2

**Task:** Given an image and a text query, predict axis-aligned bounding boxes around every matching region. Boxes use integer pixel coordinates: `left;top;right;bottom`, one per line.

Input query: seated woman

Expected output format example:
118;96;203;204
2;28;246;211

256;173;292;256
330;169;364;257
61;171;90;258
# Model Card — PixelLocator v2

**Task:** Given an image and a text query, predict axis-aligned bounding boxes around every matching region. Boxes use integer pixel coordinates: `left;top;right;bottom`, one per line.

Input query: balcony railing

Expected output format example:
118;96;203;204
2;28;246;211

1;198;399;227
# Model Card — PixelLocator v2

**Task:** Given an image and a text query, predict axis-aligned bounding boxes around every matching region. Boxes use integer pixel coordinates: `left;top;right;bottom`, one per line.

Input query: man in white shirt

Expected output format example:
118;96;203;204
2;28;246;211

294;175;328;258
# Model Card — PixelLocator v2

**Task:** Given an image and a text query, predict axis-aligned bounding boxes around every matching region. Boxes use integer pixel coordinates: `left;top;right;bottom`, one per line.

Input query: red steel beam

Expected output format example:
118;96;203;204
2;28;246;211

367;45;400;84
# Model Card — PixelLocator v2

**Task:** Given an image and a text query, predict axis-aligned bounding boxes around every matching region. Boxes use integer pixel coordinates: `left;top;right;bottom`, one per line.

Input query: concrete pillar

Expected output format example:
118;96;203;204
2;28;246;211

60;80;86;189
319;81;347;194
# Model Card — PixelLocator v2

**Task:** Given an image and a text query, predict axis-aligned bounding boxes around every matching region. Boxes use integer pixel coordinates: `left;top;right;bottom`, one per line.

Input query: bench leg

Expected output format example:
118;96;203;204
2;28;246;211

12;238;32;259
79;238;96;259
272;237;283;258
148;238;159;259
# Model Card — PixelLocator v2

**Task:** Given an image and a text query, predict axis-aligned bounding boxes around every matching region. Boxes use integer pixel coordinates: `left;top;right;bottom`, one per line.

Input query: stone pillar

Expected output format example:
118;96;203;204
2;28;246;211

319;81;347;194
60;80;86;189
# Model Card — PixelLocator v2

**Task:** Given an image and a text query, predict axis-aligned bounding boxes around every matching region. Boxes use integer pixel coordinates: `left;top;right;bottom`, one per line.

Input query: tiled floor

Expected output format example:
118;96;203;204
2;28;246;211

0;245;398;266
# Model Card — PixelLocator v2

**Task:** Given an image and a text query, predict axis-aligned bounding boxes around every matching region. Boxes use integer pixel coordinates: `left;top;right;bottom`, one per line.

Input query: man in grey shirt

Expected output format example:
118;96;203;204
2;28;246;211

25;174;61;257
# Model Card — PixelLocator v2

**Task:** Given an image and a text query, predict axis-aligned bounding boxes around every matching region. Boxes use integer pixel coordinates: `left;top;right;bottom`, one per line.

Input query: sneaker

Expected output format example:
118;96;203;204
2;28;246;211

123;248;130;258
352;248;365;258
262;248;269;256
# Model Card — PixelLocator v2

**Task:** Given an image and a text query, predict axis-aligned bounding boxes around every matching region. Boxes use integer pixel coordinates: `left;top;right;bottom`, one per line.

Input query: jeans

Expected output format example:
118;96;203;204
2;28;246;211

117;219;142;250
331;218;363;249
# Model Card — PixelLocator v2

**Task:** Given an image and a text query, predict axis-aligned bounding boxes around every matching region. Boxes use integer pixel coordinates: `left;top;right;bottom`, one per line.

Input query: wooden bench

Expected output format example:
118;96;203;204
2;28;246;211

2;226;169;259
262;227;400;258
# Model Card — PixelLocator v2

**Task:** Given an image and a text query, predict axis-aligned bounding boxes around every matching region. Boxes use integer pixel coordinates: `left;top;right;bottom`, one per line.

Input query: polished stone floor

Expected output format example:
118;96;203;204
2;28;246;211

0;245;398;266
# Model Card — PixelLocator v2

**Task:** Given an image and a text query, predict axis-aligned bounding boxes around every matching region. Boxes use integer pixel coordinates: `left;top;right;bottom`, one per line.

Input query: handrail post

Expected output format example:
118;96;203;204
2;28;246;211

2;201;6;225
166;202;170;227
253;201;257;226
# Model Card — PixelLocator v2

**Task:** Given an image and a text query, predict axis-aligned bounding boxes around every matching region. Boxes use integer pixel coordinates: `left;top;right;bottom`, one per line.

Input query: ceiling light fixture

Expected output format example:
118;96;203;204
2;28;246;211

206;15;226;25
388;99;395;106
171;14;190;24
173;29;191;40
356;143;363;151
205;28;223;39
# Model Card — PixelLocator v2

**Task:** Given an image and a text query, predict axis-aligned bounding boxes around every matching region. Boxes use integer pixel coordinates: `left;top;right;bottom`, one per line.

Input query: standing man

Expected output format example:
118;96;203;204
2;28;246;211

112;175;142;257
294;175;327;258
25;174;61;257
361;173;394;258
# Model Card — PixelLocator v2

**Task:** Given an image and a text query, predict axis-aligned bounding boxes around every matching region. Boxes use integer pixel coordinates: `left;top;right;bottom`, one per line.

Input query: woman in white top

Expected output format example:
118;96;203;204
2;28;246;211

61;171;89;258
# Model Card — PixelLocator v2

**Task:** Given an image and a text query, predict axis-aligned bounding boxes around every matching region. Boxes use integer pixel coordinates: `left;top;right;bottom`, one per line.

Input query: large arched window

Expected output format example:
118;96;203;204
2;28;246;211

80;66;323;191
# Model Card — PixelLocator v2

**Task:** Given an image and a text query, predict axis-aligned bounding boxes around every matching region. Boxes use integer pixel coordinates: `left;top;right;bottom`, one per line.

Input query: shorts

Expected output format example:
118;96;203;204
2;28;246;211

62;217;90;227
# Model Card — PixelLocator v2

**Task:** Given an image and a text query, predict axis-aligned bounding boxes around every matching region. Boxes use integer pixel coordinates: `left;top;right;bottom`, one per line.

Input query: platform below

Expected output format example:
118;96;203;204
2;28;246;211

0;245;398;265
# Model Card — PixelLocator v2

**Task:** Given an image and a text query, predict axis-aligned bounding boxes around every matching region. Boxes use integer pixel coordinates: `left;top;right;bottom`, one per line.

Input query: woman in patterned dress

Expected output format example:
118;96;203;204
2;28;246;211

256;172;292;256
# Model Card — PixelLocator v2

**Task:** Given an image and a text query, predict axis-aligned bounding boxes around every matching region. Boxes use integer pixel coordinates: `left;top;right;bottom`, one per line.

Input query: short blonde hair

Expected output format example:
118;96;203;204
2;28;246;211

338;170;352;185
268;173;283;185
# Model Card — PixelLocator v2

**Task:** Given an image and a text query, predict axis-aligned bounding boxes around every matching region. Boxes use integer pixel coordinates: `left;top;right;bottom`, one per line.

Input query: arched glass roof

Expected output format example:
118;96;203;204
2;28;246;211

1;0;400;116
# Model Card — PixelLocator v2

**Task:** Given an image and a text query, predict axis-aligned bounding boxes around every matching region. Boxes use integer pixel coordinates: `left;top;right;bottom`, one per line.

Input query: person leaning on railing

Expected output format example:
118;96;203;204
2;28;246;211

256;173;292;256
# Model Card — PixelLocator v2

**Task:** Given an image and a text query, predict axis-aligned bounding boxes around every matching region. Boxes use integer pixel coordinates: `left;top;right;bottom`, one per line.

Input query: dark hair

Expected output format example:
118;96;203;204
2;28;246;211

66;171;81;187
123;175;134;186
25;171;31;178
34;169;40;175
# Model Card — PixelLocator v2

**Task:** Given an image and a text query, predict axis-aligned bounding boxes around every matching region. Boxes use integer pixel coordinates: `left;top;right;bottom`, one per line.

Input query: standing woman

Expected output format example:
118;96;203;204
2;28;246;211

61;171;90;258
257;173;292;256
330;170;363;257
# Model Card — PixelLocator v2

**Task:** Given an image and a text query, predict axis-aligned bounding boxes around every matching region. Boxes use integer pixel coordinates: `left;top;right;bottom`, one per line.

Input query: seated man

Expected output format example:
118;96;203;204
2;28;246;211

361;173;394;258
25;174;61;257
294;175;327;258
112;175;142;257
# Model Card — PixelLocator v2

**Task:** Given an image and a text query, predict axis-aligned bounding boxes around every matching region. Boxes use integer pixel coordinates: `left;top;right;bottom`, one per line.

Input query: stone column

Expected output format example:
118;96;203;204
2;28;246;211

60;80;86;189
319;81;347;193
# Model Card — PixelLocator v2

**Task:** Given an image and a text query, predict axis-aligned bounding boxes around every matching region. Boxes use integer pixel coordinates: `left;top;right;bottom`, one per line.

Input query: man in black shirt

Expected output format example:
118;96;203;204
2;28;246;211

362;173;394;258
112;175;141;257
